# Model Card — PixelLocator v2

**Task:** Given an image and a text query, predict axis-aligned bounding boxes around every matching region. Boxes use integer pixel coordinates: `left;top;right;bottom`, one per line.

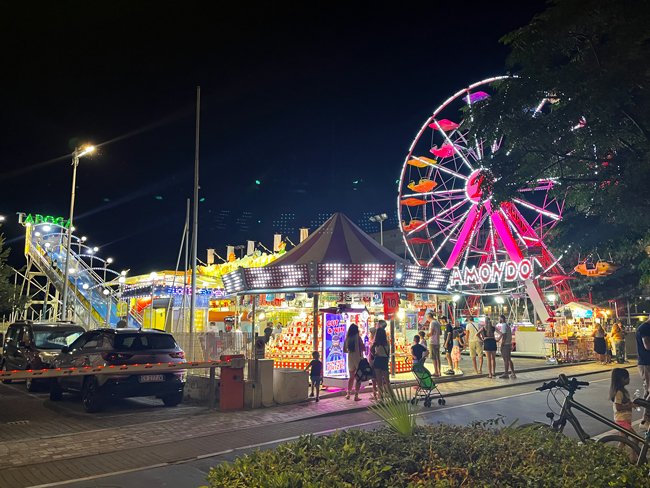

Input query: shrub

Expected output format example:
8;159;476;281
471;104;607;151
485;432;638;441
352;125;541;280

203;425;650;487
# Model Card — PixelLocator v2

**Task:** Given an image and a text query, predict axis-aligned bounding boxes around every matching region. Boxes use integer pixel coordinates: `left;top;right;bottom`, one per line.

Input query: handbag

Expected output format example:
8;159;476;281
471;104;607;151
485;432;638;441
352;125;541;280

355;358;374;382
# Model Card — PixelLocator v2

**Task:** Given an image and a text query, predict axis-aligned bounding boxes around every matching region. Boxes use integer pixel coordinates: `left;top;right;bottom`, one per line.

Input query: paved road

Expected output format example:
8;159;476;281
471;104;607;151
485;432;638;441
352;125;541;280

0;363;644;487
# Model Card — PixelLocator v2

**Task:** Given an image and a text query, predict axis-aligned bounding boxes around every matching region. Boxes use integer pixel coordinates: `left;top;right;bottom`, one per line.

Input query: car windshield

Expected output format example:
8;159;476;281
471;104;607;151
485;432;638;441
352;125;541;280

33;330;84;350
114;333;177;351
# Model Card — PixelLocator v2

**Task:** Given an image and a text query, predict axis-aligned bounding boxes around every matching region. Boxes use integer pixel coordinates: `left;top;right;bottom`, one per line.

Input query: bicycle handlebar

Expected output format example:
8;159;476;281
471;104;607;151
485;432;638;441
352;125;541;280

536;375;589;392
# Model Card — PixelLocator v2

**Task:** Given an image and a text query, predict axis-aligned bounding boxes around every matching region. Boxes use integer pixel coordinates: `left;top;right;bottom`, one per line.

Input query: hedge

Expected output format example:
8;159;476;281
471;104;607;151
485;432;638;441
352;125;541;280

203;424;650;487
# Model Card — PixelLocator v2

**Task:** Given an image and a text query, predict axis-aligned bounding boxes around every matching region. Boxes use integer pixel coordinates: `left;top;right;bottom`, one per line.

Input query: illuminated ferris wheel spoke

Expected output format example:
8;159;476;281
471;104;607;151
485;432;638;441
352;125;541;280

445;205;482;268
431;163;468;181
406;198;469;236
512;198;561;221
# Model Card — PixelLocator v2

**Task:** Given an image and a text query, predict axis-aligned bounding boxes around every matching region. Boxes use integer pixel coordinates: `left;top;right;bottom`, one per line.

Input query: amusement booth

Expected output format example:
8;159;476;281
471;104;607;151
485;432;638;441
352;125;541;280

222;213;451;391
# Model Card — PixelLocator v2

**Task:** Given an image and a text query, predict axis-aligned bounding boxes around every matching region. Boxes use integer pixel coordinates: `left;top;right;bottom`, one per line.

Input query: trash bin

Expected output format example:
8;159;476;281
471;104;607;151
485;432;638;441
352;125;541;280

219;354;245;411
273;368;308;404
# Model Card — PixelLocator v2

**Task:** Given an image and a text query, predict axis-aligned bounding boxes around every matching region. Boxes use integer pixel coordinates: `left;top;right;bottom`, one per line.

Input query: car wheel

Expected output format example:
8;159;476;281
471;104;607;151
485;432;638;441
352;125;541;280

1;362;12;384
81;376;103;413
49;379;63;401
162;391;184;407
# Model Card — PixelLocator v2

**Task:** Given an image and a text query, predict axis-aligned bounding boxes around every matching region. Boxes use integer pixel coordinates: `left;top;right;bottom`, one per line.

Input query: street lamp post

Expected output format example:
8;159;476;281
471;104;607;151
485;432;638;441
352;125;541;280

369;213;388;246
61;144;95;320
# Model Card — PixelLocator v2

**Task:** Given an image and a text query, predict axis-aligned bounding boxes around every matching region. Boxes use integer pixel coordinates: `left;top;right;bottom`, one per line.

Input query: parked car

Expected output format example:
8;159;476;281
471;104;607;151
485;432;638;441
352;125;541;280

50;328;186;412
1;321;85;391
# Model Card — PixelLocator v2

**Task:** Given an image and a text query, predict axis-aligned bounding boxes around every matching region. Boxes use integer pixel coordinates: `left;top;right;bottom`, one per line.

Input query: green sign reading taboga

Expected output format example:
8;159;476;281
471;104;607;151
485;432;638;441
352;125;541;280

17;212;71;229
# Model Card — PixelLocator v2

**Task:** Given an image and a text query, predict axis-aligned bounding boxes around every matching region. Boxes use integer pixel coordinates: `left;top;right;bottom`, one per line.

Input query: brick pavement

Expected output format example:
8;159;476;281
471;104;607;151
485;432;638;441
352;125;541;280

0;360;624;481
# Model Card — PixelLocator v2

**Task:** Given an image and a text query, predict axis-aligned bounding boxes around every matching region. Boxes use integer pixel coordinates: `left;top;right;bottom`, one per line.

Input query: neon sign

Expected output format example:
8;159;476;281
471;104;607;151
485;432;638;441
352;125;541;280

322;313;347;377
449;259;534;287
17;213;70;228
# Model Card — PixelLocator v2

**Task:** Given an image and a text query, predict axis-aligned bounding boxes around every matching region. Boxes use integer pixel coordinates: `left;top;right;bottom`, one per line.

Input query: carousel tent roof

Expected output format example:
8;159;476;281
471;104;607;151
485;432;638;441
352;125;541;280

269;212;409;266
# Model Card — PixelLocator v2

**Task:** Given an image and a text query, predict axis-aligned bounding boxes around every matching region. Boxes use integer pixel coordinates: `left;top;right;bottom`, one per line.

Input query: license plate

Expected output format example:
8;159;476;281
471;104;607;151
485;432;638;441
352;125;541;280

139;374;164;383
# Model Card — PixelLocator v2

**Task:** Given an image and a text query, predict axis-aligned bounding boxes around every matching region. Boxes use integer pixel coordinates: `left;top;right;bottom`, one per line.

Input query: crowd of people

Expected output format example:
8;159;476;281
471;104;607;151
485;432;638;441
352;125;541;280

420;313;516;379
592;320;627;364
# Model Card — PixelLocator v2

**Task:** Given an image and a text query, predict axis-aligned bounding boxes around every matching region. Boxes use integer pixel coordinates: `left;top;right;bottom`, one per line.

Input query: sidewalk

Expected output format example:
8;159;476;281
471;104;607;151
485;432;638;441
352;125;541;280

319;357;612;400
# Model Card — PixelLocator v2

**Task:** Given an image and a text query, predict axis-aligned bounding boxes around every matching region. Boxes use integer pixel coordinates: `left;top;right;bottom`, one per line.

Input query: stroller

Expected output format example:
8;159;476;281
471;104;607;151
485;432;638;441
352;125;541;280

411;363;446;407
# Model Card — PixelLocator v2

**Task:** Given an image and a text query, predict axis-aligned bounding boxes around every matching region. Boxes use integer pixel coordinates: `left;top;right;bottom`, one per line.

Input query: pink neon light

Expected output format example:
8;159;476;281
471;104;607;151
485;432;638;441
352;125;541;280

445;205;480;268
486;202;523;262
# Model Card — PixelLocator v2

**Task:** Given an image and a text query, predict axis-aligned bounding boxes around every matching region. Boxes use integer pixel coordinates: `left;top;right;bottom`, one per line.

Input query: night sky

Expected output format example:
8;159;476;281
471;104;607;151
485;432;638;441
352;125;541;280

0;1;544;274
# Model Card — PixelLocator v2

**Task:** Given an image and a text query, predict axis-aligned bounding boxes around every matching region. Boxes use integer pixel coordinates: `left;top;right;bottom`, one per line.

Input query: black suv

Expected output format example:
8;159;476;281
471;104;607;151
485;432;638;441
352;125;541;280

1;321;85;391
50;328;186;412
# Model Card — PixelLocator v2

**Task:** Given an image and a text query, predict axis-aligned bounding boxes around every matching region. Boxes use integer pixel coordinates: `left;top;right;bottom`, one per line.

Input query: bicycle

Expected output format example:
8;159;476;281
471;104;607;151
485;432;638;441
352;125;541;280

521;374;650;466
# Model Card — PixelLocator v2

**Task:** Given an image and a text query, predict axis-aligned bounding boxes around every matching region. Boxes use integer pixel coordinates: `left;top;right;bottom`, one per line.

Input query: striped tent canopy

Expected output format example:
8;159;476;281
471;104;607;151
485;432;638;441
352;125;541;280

269;212;408;266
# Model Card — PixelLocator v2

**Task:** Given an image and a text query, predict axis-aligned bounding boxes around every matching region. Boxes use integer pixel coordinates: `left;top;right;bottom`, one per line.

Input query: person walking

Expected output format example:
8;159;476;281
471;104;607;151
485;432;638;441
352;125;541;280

370;327;391;400
592;322;607;364
465;318;484;375
426;312;442;377
636;319;650;427
343;323;365;401
610;321;626;364
481;317;498;378
496;315;516;379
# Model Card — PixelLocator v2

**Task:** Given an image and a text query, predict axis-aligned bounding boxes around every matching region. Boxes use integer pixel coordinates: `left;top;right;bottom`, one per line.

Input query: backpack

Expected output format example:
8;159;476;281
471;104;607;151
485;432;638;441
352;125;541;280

355;358;374;382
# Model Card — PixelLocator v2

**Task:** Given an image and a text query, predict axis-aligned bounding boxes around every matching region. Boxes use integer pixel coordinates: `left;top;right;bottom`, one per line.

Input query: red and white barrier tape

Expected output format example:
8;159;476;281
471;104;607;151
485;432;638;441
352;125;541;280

0;358;244;381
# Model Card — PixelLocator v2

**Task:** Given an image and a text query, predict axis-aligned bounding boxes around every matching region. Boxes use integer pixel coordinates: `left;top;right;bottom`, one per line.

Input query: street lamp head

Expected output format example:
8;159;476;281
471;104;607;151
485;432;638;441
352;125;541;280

370;213;388;223
77;144;96;157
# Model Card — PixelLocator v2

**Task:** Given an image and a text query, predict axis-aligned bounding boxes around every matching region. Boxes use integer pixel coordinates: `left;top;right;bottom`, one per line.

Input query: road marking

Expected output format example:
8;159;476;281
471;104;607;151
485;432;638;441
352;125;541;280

26;373;617;487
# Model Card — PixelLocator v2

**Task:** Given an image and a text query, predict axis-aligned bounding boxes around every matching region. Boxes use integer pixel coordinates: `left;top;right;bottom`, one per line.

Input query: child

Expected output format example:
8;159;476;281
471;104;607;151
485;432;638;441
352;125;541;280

451;329;464;374
305;351;323;402
411;335;428;366
610;368;633;431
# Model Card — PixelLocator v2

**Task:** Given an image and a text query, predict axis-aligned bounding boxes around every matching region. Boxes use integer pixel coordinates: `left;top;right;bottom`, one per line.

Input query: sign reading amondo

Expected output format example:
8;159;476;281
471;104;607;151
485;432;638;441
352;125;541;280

17;212;71;229
450;258;534;287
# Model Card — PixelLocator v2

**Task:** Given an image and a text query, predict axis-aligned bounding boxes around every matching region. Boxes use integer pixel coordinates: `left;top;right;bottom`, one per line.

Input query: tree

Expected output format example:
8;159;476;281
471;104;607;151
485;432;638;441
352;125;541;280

467;0;650;298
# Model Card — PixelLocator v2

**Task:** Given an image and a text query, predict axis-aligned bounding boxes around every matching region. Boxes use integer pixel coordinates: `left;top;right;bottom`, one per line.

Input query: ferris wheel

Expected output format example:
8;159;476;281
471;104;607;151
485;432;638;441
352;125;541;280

397;77;574;307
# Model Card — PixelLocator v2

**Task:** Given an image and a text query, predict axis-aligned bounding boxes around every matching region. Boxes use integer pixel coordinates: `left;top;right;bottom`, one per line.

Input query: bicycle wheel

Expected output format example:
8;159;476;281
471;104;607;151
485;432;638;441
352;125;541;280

598;435;643;464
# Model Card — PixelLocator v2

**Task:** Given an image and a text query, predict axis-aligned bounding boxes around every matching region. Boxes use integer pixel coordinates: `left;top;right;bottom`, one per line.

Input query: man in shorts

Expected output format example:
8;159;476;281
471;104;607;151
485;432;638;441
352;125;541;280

465;317;485;375
497;315;516;379
425;312;441;376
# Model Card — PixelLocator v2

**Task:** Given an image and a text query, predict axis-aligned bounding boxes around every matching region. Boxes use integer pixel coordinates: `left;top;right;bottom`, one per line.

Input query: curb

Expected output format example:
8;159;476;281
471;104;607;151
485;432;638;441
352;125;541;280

299;363;636;420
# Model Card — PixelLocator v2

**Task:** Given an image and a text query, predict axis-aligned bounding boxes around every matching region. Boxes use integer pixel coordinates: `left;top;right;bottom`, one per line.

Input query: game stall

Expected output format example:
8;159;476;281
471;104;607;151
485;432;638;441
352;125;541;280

222;213;451;381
